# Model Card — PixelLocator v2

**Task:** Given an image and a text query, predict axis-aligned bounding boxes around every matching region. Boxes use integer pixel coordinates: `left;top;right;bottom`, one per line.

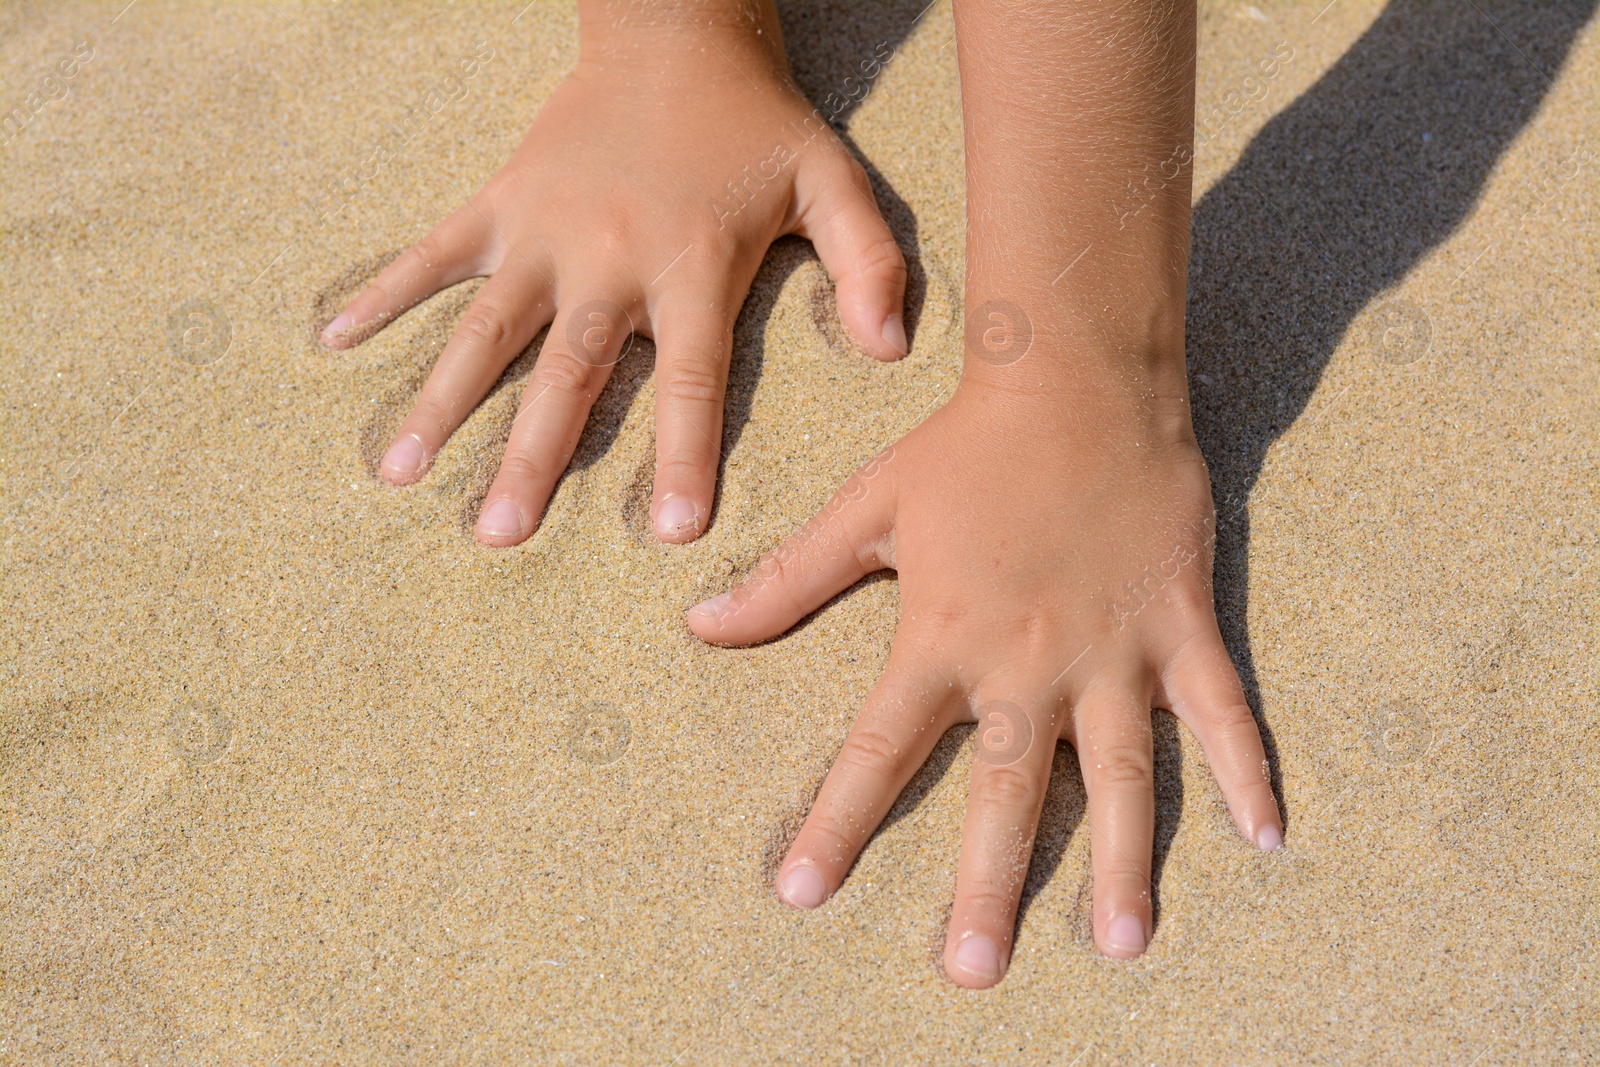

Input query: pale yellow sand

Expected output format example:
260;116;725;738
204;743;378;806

3;1;1598;1063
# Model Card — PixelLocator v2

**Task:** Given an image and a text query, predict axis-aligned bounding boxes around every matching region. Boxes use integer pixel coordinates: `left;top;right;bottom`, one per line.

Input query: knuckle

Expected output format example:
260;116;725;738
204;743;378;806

970;764;1042;810
655;451;715;490
956;889;1017;924
458;303;514;350
588;217;635;261
742;545;786;590
1201;712;1269;780
660;356;726;406
913;599;969;640
802;817;860;864
1093;743;1154;790
846;162;875;198
1167;582;1217;623
534;349;598;398
1198;699;1256;735
407;394;454;436
837;726;910;779
744;542;824;620
495;450;550;489
767;551;812;614
856;235;907;286
411;230;450;271
1099;851;1152;887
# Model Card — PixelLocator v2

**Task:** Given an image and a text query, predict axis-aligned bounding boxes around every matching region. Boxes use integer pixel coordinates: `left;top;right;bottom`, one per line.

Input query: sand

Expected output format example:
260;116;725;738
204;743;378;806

2;0;1597;1062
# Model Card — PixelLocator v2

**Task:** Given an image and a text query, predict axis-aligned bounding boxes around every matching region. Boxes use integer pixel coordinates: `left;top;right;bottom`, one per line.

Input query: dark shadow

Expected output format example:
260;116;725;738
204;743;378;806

1016;742;1088;928
1016;713;1181;934
1187;0;1598;828
1148;712;1184;927
879;726;968;834
777;0;938;341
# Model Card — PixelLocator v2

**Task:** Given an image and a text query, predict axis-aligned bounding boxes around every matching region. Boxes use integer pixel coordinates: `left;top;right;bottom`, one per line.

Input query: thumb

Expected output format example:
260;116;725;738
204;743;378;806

791;150;909;361
686;448;898;646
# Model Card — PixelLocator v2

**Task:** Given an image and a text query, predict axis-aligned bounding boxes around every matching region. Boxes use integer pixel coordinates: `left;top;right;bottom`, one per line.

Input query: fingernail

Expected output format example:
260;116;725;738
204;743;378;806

952;935;1001;981
320;312;354;344
688;592;731;621
1257;824;1283;851
476;498;525;540
881;312;907;356
1105;914;1146;956
654;494;699;538
777;865;826;909
381;434;428;477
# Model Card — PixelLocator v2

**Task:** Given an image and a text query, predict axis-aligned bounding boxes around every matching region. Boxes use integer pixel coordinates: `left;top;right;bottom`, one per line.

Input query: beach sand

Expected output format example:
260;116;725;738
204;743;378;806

2;0;1597;1062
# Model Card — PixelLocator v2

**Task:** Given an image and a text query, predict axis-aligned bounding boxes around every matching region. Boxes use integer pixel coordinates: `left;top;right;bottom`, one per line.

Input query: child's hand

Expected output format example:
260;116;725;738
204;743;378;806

321;20;907;545
686;381;1282;987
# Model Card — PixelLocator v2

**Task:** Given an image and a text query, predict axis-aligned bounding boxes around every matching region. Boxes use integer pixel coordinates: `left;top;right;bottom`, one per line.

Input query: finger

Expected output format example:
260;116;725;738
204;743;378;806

473;293;634;546
320;203;495;349
775;648;958;910
1159;628;1282;850
1070;681;1156;961
943;694;1058;989
378;257;554;486
791;149;908;361
648;290;738;544
684;446;898;645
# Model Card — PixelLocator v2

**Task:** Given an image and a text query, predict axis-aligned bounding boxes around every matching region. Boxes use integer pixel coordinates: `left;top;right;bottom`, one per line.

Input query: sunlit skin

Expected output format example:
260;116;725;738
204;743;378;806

325;0;1282;989
688;0;1284;989
320;0;908;545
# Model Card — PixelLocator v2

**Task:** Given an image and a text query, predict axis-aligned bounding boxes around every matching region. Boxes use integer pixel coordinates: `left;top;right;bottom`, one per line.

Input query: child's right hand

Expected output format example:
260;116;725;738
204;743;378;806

321;13;907;545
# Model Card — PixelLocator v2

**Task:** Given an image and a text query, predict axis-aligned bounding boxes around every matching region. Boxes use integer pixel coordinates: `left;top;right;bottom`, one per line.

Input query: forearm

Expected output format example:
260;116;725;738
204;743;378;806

954;0;1196;404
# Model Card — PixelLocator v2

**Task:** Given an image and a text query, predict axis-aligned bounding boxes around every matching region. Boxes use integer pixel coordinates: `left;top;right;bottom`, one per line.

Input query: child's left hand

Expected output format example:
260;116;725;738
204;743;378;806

686;378;1282;988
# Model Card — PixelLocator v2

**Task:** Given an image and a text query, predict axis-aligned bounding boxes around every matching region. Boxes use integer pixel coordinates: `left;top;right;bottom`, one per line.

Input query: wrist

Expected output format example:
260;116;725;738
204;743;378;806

576;1;789;80
958;278;1190;402
950;373;1201;470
